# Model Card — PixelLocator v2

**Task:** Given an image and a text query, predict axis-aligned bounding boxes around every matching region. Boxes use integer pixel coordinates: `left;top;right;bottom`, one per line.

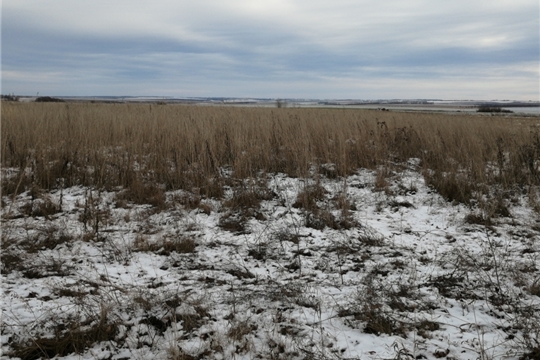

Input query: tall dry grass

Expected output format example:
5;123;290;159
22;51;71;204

2;102;539;210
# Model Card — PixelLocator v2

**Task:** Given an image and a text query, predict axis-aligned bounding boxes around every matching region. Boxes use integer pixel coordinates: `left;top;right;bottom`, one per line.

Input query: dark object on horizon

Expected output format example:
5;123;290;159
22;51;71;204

1;94;19;101
35;96;65;103
276;99;286;108
477;106;512;113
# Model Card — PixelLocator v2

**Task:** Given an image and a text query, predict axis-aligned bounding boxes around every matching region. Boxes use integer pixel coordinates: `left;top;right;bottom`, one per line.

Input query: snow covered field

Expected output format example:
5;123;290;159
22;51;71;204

2;164;539;360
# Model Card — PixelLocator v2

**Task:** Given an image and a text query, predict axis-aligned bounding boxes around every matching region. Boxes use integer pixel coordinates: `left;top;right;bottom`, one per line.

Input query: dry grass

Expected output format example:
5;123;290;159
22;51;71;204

2;102;540;212
133;234;197;255
2;101;539;359
9;304;120;360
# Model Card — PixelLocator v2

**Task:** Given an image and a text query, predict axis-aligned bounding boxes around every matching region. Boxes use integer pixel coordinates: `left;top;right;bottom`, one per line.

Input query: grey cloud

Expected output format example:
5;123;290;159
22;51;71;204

2;0;538;99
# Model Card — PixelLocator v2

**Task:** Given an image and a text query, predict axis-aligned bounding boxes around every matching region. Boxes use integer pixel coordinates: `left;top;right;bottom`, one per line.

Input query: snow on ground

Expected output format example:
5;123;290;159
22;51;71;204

1;164;539;359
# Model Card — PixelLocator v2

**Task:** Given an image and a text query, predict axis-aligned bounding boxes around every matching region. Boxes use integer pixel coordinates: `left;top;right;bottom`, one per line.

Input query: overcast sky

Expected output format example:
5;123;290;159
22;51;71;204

2;0;539;100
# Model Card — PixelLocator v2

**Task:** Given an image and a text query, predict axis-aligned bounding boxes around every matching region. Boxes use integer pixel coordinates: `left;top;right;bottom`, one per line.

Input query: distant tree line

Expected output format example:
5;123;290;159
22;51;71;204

1;94;19;101
35;96;65;102
1;95;67;102
477;106;513;113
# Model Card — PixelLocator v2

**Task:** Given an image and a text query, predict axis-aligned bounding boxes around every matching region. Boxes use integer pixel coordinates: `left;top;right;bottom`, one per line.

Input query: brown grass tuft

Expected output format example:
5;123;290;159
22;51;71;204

133;235;196;255
9;305;119;360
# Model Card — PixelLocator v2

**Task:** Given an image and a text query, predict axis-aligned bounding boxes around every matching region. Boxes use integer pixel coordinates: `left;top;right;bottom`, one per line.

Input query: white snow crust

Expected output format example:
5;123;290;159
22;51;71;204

2;165;539;359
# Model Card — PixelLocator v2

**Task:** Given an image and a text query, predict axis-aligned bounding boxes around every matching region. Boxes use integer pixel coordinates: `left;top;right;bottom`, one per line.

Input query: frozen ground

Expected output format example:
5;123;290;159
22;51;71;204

1;164;539;359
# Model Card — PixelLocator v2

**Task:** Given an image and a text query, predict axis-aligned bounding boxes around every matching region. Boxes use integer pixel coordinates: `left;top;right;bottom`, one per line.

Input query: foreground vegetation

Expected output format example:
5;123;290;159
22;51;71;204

1;102;540;359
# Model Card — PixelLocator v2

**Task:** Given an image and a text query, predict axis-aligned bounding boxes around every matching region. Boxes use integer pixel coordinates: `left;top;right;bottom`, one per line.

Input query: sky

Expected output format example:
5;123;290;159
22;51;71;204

2;0;539;100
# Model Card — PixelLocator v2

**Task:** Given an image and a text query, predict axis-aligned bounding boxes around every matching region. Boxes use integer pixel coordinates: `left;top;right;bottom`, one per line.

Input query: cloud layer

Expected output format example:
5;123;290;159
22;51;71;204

2;0;538;99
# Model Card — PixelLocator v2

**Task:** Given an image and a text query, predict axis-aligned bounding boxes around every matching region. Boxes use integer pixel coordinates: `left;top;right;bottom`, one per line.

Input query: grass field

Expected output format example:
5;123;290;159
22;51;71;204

3;102;540;205
2;102;540;359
